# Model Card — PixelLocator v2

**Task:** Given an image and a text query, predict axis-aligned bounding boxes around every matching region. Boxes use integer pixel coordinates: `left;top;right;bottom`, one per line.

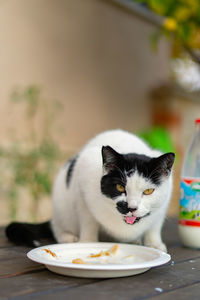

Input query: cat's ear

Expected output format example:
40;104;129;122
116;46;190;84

153;152;175;176
102;146;122;172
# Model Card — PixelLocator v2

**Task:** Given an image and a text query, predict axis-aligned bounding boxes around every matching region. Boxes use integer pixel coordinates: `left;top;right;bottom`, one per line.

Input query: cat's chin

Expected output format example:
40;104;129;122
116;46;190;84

124;212;150;225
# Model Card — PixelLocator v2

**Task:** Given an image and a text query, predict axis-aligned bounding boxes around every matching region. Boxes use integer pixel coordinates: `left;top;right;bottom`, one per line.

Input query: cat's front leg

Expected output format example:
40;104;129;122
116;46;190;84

144;231;166;252
143;218;167;252
57;232;78;243
51;219;79;243
77;198;99;242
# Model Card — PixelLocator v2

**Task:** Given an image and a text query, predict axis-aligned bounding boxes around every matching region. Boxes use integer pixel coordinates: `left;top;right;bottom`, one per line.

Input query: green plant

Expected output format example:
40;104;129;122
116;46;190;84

138;126;177;155
0;86;63;221
135;0;200;63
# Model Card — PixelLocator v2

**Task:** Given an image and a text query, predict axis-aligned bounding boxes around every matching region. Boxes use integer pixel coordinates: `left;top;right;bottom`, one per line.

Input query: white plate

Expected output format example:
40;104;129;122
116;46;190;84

27;242;171;278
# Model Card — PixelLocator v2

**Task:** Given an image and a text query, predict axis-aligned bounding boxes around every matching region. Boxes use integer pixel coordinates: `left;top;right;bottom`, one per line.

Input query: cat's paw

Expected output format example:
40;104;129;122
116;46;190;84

78;238;98;243
145;241;167;253
132;238;142;245
58;232;78;243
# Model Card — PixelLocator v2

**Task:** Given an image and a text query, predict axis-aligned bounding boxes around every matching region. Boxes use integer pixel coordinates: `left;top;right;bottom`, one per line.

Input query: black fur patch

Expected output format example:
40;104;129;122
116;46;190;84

5;221;55;247
116;201;137;214
66;156;78;187
101;168;127;199
116;201;129;214
101;146;175;199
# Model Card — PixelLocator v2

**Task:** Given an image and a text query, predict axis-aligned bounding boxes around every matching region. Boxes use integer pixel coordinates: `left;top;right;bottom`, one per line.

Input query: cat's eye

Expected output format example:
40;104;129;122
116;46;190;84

116;184;125;193
143;188;154;195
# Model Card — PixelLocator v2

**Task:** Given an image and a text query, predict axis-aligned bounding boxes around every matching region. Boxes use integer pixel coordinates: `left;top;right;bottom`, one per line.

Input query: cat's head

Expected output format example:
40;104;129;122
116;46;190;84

101;146;175;225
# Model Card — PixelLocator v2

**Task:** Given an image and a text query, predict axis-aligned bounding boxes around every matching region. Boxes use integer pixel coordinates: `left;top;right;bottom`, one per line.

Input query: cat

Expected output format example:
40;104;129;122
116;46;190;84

6;129;175;252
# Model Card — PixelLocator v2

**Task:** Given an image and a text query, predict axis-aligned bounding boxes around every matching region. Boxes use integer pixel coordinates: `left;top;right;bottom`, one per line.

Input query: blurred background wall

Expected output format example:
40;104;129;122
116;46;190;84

0;0;169;151
1;0;194;224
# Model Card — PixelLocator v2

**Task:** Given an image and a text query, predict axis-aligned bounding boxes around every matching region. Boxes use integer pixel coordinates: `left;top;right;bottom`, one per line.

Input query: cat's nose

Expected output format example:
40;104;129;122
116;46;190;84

128;207;138;212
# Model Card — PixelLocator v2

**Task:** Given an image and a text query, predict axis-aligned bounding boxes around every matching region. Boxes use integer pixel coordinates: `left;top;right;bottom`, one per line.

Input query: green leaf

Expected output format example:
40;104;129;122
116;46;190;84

138;126;176;154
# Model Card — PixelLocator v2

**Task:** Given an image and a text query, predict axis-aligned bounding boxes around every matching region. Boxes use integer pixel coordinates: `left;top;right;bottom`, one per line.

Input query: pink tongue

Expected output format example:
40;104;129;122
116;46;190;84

125;215;137;224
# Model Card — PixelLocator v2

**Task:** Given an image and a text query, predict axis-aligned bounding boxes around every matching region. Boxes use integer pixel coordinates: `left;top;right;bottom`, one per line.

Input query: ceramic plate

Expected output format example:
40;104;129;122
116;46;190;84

27;242;171;278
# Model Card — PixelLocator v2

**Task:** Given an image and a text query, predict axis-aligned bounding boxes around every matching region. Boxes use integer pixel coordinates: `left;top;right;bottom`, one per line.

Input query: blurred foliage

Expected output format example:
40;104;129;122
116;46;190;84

135;0;200;62
0;86;63;221
138;126;177;156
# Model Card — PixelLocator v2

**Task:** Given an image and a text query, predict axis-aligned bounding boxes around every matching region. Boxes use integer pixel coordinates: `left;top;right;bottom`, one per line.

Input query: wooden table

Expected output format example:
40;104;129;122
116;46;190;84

1;218;200;300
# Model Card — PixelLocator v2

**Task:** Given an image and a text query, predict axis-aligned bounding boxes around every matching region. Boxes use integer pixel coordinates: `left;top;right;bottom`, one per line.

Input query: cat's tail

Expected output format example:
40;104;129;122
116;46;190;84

5;221;56;247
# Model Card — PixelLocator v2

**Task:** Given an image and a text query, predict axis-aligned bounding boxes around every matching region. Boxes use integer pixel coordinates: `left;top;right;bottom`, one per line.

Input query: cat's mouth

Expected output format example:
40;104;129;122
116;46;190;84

124;212;150;225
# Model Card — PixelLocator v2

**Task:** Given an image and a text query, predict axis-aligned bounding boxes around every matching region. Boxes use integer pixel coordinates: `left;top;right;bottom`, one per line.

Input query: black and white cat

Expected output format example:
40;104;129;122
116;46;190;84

6;129;175;252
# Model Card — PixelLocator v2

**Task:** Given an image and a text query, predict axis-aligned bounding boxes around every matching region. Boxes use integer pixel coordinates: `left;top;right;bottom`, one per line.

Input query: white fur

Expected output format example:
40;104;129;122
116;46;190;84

51;129;173;252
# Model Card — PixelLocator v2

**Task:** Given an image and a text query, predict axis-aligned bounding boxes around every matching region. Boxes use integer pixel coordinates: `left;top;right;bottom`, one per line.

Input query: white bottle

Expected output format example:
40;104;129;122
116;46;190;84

179;118;200;248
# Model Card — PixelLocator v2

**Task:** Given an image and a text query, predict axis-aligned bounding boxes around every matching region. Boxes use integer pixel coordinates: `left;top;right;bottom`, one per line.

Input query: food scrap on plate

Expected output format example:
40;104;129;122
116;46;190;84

72;258;89;264
43;248;57;257
72;244;119;264
89;244;118;258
